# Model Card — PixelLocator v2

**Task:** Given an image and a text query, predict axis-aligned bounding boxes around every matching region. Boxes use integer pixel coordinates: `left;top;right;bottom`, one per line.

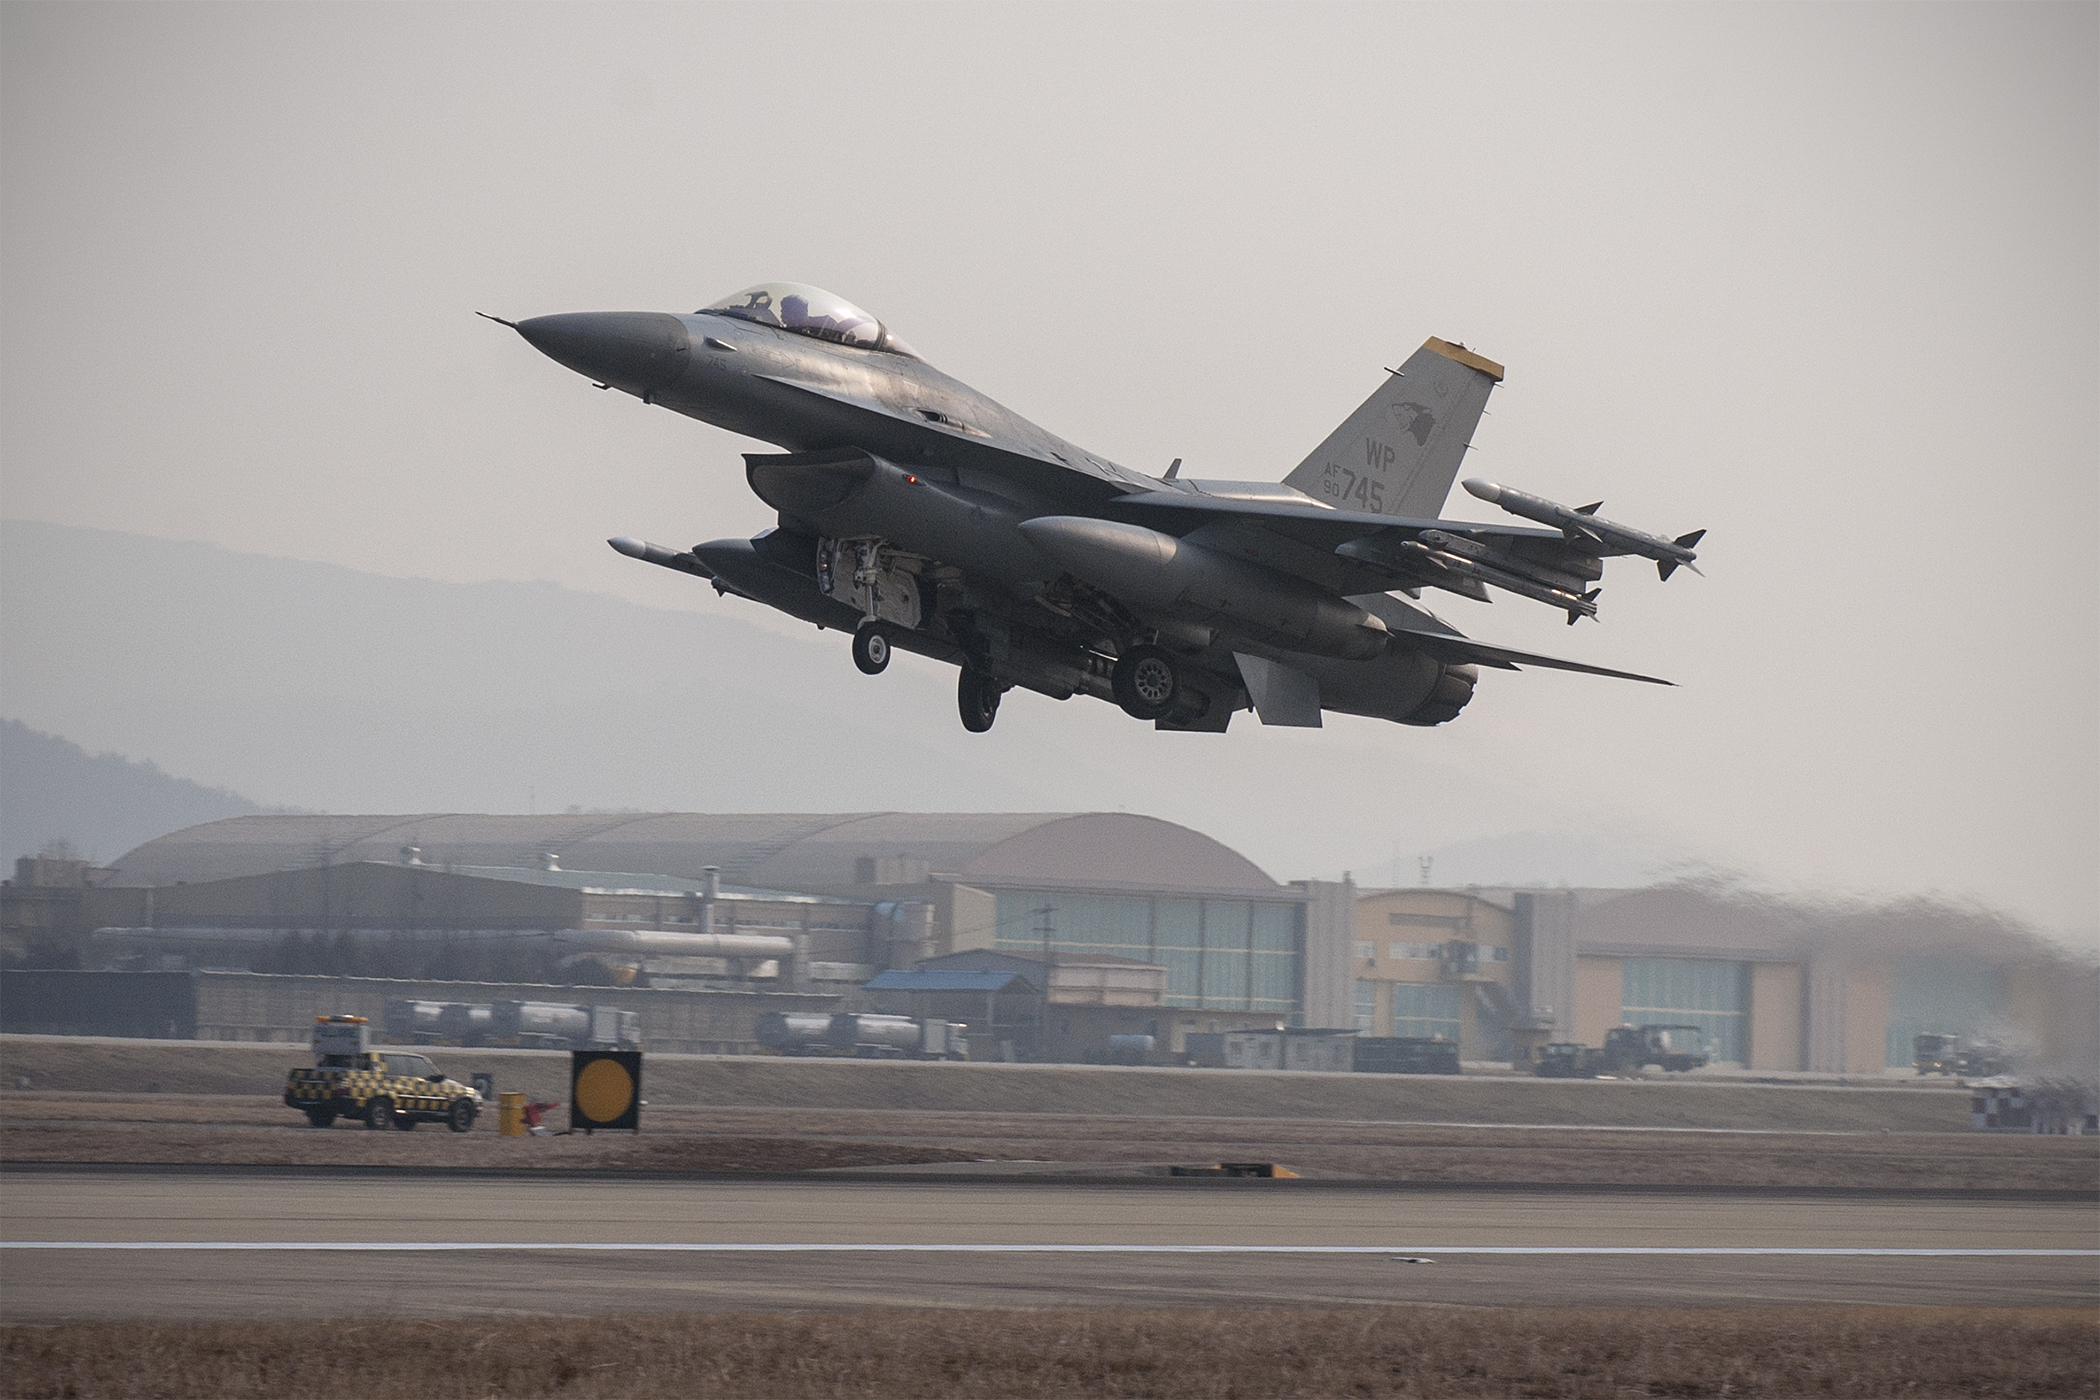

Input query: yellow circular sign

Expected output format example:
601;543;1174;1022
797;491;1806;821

574;1058;635;1124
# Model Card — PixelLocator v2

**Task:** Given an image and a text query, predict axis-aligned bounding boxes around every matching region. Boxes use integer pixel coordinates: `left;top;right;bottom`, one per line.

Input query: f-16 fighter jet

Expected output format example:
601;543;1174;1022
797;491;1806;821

493;283;1702;733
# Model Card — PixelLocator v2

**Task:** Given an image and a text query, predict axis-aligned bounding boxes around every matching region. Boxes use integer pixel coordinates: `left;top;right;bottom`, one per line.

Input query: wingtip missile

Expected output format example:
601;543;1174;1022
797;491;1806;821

1466;479;1702;576
607;535;714;580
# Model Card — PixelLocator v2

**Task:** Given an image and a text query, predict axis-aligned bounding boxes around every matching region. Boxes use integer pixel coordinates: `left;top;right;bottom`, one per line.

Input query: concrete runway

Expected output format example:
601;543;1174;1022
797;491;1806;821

3;1169;2094;1320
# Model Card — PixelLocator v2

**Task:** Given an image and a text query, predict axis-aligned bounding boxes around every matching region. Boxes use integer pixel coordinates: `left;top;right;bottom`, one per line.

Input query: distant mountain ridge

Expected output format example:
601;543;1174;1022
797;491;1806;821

0;518;1682;892
0;719;284;865
0;517;1070;820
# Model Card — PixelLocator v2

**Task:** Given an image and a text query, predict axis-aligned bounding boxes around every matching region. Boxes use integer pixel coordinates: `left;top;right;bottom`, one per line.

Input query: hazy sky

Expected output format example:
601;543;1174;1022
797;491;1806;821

2;4;2094;938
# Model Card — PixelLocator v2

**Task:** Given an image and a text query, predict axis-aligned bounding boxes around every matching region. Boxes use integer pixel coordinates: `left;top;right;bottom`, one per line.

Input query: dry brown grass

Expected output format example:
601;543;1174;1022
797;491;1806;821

5;1091;2095;1189
3;1305;2094;1398
1;1035;1976;1133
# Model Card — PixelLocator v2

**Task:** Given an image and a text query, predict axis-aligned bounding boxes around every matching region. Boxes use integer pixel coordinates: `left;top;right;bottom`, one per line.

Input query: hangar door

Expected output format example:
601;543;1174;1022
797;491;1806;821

1620;958;1748;1064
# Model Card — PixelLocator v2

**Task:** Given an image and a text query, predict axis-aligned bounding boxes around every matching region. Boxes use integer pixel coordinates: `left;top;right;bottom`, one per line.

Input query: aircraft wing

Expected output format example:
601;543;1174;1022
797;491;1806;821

756;374;1154;496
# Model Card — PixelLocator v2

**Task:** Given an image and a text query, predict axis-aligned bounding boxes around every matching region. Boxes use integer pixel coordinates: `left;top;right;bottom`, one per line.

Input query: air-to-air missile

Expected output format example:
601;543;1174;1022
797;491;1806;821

1411;529;1601;624
1462;479;1706;580
607;535;713;581
610;532;856;631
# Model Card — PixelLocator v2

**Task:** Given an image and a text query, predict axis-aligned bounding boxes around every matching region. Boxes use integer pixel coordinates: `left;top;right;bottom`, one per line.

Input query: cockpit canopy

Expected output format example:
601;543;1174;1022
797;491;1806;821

701;282;920;358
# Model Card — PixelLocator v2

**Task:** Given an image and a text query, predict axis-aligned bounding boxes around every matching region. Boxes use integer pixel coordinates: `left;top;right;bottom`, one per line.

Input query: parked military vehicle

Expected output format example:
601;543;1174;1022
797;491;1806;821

1603;1024;1709;1072
1913;1032;2006;1077
1534;1042;1606;1078
1532;1025;1709;1077
1352;1036;1462;1075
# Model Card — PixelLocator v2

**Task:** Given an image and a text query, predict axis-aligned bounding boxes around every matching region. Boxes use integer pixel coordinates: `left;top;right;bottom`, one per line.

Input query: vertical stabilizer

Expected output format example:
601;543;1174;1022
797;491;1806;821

1283;337;1503;518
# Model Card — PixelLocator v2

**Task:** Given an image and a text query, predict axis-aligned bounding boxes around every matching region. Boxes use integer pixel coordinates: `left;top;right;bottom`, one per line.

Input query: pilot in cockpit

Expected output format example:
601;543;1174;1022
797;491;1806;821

780;293;865;342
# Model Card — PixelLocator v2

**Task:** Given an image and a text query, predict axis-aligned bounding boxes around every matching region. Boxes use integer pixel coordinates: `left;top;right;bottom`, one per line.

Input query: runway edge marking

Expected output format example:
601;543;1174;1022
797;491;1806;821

5;1243;2095;1256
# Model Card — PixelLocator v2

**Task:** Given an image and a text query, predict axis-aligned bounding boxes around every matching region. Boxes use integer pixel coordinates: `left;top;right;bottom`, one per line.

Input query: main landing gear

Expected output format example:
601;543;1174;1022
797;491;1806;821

1111;644;1180;721
853;617;1004;733
851;621;891;675
957;668;1003;733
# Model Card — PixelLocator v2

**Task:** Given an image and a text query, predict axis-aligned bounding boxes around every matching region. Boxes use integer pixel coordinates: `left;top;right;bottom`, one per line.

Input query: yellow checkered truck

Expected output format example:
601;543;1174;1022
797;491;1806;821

285;1015;482;1131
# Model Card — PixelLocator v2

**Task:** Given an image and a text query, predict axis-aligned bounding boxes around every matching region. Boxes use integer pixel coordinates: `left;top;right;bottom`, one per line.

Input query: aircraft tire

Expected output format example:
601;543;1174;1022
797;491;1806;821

852;622;891;675
957;668;1001;733
1111;645;1179;721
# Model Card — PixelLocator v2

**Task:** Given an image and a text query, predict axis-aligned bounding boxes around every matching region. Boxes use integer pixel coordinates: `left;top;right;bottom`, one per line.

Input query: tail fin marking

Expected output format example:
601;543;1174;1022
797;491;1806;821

1283;337;1503;519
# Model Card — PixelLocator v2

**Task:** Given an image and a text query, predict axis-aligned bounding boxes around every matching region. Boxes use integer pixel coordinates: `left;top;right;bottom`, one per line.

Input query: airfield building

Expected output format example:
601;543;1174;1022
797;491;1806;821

2;814;1352;1053
1354;884;2096;1074
4;815;2090;1072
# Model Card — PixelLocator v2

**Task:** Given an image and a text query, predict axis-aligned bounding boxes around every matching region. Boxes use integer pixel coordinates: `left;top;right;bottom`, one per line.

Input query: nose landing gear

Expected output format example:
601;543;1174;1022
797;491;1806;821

851;622;891;675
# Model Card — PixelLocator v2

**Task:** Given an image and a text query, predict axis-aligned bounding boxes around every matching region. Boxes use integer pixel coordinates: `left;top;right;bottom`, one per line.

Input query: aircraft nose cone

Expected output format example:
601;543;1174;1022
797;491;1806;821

515;312;690;394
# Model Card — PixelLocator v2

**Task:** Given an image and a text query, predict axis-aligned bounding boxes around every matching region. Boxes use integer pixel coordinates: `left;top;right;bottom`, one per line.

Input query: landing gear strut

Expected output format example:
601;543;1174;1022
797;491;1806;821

851;621;891;675
957;668;1002;733
1111;644;1180;721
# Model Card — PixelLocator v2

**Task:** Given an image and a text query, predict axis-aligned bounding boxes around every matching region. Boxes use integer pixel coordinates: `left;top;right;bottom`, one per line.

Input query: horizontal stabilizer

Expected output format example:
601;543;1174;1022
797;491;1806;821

1396;628;1672;685
1348;592;1671;683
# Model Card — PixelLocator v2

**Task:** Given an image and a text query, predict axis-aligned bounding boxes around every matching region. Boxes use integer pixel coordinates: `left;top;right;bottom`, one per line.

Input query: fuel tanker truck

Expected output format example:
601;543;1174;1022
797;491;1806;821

755;1011;969;1060
383;998;640;1051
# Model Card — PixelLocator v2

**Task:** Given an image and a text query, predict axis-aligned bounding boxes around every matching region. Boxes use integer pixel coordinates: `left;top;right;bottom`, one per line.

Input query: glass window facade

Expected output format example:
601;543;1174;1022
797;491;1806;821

1251;903;1296;1012
1621;958;1747;1064
1389;982;1462;1040
993;891;1302;1014
1353;980;1377;1033
1885;955;2007;1069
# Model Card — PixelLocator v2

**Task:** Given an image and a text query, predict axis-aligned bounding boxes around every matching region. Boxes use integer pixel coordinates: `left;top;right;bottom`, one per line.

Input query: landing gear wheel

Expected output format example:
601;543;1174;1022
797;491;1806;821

1111;645;1180;721
363;1097;396;1131
447;1099;476;1133
957;669;1002;733
851;622;891;675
